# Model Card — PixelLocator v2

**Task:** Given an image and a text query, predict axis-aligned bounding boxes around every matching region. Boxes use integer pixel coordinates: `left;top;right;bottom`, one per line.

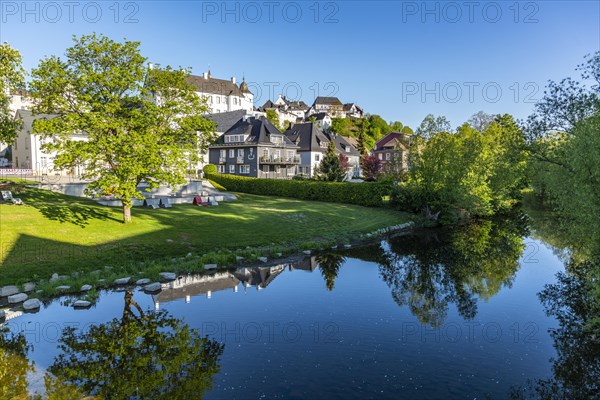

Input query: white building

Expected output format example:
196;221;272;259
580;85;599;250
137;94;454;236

307;96;346;118
186;71;254;114
11;110;88;175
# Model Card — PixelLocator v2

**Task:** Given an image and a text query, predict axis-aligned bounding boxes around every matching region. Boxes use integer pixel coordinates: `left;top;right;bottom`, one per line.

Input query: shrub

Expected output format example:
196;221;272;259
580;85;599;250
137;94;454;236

202;164;217;175
206;173;392;207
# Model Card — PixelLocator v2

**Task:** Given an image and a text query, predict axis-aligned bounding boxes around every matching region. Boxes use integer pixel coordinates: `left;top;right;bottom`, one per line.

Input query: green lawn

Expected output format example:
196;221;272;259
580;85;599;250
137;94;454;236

0;182;412;286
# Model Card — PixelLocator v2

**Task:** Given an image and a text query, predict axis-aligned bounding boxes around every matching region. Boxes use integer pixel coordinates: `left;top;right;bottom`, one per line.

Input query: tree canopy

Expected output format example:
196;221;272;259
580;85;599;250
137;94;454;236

29;34;215;222
315;140;346;181
0;43;26;145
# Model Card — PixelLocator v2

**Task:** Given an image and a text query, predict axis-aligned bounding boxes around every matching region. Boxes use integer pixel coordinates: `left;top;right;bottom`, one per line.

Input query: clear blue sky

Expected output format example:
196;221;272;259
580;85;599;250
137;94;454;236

1;1;599;128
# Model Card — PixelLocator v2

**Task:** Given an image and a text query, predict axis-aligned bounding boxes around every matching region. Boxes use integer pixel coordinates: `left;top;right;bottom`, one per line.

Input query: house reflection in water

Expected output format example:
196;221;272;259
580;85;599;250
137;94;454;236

152;264;293;309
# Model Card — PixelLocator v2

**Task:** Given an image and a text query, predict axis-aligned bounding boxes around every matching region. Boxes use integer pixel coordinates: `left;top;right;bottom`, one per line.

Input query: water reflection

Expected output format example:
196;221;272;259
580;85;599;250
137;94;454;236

346;214;529;327
1;289;224;399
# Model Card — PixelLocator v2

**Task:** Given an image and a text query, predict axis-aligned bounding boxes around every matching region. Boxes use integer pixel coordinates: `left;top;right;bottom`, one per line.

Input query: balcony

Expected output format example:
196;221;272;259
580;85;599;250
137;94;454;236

260;155;300;164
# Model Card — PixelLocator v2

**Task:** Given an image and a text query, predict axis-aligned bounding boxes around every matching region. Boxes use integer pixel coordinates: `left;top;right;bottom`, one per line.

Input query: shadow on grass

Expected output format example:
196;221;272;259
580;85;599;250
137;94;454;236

21;188;122;227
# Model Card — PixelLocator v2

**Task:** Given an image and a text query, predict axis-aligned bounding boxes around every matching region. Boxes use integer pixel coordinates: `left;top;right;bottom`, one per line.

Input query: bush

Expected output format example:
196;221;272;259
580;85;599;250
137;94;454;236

206;173;392;207
202;164;217;175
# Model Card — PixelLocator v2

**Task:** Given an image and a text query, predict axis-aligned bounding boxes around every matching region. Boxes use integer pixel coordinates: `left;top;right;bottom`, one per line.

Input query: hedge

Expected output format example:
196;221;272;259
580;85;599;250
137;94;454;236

206;173;392;207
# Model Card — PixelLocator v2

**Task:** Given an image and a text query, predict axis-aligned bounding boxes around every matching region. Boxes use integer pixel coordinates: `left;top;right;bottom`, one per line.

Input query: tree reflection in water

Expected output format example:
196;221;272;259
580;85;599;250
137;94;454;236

0;289;224;399
345;214;529;327
316;253;346;291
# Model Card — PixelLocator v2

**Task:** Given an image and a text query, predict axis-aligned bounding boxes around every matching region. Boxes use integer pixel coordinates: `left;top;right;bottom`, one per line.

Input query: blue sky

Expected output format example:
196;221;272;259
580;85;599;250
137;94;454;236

1;0;599;128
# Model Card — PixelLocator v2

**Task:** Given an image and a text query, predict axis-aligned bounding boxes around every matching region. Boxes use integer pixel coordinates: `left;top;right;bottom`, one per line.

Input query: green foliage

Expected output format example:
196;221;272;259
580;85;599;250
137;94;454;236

265;109;281;130
29;34;215;222
202;163;217;175
395;115;527;223
328;115;410;152
415;114;452;140
315;140;346;182
0;43;26;144
206;173;391;207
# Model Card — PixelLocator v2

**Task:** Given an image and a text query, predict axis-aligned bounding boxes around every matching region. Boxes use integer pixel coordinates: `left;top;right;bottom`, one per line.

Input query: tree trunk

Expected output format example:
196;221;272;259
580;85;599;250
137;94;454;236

123;203;132;223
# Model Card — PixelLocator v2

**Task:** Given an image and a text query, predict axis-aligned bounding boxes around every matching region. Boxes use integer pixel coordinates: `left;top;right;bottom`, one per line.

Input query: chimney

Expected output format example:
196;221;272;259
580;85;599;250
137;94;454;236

203;72;208;79
231;76;236;84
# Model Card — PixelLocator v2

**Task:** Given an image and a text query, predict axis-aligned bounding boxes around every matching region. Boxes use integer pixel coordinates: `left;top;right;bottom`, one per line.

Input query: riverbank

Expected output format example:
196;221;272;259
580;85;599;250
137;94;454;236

0;180;416;296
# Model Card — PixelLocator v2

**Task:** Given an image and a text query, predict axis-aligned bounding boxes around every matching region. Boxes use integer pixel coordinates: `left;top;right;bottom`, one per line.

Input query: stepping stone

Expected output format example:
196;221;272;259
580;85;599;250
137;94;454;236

23;283;35;292
275;253;282;257
0;310;5;320
258;257;268;263
104;266;113;270
204;264;217;271
303;250;311;255
8;293;28;304
159;272;176;281
186;252;193;258
55;286;71;291
0;285;19;297
331;246;338;249
235;256;244;262
80;285;93;292
91;270;102;275
114;277;131;285
73;300;92;308
23;299;41;310
50;273;68;282
344;244;352;248
136;278;151;285
144;282;162;292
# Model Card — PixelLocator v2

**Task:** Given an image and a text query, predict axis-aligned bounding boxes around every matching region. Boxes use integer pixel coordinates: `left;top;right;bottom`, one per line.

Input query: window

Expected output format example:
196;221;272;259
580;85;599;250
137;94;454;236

274;150;280;159
220;150;226;158
217;97;220;104
287;150;294;159
378;153;383;160
240;165;250;174
386;153;391;161
41;157;47;168
237;149;244;157
315;153;320;162
263;148;269;157
217;165;225;173
229;149;235;158
228;165;235;174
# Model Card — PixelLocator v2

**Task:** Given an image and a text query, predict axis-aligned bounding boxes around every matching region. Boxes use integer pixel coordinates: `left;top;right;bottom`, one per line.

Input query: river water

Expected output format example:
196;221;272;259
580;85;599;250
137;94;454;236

0;215;572;399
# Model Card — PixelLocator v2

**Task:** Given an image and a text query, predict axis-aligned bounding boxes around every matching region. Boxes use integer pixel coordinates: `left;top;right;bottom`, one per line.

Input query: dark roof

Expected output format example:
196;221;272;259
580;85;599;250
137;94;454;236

308;112;329;121
207;110;247;133
261;100;276;110
326;132;361;157
187;73;252;96
374;132;410;151
283;122;330;152
283;98;309;110
343;103;363;113
313;96;343;106
233;266;285;289
213;116;297;147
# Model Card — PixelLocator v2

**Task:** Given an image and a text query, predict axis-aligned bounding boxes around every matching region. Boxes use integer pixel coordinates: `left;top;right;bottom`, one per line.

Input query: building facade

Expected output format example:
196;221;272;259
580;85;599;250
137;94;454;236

372;131;411;173
208;116;300;179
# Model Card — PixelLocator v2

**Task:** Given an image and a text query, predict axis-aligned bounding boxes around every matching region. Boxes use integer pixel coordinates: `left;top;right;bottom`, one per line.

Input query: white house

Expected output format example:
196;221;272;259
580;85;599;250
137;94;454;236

307;96;345;118
11;110;88;176
186;70;254;114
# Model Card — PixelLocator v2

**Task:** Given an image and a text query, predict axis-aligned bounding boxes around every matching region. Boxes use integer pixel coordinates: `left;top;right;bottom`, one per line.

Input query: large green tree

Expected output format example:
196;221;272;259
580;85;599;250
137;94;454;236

0;43;26;145
29;34;215;222
415;114;452;141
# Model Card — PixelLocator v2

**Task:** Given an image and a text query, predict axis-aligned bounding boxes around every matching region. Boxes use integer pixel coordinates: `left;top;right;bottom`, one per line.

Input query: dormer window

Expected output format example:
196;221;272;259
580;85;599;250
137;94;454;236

224;134;248;143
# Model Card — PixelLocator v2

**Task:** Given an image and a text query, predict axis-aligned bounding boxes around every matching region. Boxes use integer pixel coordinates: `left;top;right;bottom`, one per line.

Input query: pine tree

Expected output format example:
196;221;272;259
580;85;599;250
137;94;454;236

315;140;346;182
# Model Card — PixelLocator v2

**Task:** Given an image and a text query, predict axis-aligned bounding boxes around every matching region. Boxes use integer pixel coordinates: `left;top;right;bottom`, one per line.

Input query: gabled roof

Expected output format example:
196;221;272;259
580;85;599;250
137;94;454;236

313;96;343;107
286;100;309;110
283;122;330;152
187;73;252;96
308;112;330;122
206;110;248;133
343;103;363;113
325;132;361;157
260;100;276;110
214;116;297;147
374;131;410;151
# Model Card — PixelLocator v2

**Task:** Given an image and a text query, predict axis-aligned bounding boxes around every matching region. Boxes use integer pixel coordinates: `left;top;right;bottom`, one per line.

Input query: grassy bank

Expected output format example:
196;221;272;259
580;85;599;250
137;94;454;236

0;181;413;288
